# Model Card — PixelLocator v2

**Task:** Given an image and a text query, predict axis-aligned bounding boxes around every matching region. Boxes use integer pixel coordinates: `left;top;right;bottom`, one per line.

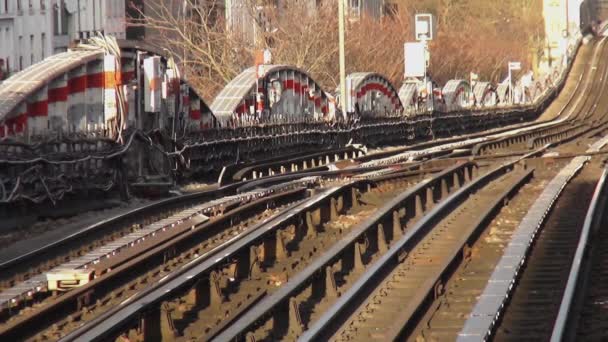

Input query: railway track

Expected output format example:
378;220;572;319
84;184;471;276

0;161;454;340
0;153;436;323
0;144;375;290
455;137;608;341
243;37;608;342
0;35;605;342
405;159;560;341
490;162;601;340
559;167;608;341
46;163;482;341
0;177;318;314
300;165;534;342
0;181;317;338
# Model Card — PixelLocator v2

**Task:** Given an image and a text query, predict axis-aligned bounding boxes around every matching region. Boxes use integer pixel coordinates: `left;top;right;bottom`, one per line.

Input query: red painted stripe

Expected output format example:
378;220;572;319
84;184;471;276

87;73;104;89
48;87;68;102
236;103;246;114
168;79;180;95
314;98;322;106
6;114;27;134
16;114;27;132
68;75;87;94
27;100;48;117
284;79;294;90
358;83;395;100
190;109;201;120
121;71;135;84
236;98;258;114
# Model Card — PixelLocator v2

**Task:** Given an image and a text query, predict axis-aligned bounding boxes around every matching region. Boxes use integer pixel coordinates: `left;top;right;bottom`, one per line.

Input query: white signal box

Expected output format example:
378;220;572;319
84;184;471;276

404;42;427;78
144;56;161;113
415;14;435;41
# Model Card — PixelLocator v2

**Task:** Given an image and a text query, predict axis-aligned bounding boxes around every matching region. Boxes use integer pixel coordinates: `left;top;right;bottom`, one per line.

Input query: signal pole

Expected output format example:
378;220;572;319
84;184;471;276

338;0;347;118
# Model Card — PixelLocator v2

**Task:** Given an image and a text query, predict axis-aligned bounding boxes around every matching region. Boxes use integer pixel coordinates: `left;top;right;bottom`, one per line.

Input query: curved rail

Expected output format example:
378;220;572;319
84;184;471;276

0;185;235;272
457;156;590;340
212;162;478;341
0;185;312;340
298;153;539;341
550;166;608;341
56;181;371;341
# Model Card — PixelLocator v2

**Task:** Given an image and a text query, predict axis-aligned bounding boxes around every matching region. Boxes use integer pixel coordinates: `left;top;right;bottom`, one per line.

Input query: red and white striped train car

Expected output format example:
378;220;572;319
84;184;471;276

345;72;403;118
0;41;212;142
211;65;330;126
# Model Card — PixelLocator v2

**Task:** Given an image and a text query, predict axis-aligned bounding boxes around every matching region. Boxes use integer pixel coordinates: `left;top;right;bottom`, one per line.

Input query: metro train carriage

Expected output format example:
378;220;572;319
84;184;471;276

344;73;404;119
211;65;330;127
0;42;213;143
0;35;579;206
442;79;473;112
473;82;499;107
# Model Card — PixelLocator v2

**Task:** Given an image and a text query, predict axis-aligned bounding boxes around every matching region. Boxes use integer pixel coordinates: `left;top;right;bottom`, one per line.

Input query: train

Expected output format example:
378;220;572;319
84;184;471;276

0;40;574;143
0;35;580;207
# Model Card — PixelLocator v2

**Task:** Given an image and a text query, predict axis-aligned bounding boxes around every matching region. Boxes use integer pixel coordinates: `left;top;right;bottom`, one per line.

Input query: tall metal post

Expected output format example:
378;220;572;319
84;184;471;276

182;0;188;81
338;0;347;119
509;66;514;104
509;67;513;105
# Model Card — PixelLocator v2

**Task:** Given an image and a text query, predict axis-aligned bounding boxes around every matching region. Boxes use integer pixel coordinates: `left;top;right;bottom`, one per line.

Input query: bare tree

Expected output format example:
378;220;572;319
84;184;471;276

131;0;255;100
132;0;545;101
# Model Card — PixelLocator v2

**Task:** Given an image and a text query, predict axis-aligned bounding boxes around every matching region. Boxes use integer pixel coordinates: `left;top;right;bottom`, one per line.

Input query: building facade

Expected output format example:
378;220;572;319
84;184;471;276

0;0;143;76
0;0;386;77
347;0;385;20
541;0;585;71
224;0;385;46
0;0;53;75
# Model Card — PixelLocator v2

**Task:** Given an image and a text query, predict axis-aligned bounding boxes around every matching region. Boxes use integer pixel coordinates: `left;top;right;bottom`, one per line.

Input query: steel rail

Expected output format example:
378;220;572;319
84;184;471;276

355;120;543;163
229;146;364;182
0;184;237;274
457;155;590;341
211;159;524;341
56;183;362;341
299;161;536;342
0;187;309;340
550;166;608;341
527;123;591;149
471;122;572;155
62;162;475;342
